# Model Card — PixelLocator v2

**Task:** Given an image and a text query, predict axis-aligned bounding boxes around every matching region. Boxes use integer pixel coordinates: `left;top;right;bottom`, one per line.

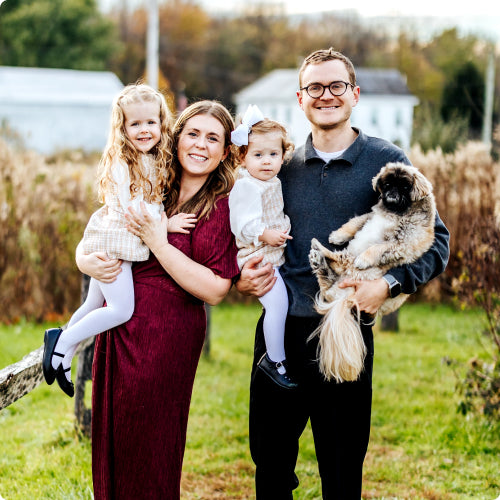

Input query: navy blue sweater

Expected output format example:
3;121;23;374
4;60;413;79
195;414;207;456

279;129;450;317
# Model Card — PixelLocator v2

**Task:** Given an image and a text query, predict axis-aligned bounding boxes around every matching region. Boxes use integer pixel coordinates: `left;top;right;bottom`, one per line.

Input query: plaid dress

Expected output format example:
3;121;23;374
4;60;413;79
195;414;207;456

229;167;291;269
81;156;163;261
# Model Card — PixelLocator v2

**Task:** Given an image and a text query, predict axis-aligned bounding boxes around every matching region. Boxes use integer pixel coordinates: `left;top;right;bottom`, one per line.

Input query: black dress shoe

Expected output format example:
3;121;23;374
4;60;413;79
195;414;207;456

257;353;298;390
42;327;64;385
55;364;74;398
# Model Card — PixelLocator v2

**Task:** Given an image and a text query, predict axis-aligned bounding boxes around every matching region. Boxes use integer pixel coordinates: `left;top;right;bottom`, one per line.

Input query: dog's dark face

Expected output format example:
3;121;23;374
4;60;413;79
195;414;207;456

373;163;432;214
376;170;414;213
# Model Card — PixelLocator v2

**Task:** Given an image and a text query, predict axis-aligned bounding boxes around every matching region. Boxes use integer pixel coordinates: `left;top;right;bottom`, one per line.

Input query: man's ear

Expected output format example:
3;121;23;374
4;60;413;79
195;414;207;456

297;90;303;109
351;85;360;108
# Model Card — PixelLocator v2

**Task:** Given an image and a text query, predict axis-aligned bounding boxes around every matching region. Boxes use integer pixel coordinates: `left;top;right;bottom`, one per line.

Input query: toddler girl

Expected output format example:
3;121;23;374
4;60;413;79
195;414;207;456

229;105;296;389
42;83;195;396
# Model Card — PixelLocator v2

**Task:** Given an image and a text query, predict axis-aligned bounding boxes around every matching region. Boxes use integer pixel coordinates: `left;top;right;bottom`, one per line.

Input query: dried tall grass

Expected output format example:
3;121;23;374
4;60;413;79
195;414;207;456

1;137;498;322
410;140;500;303
0;139;97;322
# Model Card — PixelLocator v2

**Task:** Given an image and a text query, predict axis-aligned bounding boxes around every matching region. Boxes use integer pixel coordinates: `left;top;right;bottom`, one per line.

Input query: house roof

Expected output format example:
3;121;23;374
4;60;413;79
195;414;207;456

0;66;123;106
355;68;411;95
234;67;413;102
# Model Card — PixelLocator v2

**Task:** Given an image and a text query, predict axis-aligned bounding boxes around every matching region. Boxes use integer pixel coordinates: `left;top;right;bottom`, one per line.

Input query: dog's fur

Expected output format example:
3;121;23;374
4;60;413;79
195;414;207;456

308;162;436;382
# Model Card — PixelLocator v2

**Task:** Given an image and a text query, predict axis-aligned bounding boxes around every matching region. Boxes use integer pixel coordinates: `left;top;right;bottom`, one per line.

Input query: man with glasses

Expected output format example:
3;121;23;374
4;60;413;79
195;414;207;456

237;47;449;499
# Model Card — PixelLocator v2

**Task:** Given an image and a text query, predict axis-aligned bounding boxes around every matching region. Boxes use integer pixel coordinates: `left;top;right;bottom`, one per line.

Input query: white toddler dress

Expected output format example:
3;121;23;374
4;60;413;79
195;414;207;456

229;167;290;269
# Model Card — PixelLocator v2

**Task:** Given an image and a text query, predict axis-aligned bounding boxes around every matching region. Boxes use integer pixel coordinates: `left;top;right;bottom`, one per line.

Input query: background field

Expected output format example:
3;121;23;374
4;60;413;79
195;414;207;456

0;302;498;499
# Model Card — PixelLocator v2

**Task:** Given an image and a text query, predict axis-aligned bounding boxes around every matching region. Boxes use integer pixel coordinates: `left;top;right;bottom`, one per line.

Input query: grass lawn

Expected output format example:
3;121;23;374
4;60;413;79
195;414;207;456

0;303;499;499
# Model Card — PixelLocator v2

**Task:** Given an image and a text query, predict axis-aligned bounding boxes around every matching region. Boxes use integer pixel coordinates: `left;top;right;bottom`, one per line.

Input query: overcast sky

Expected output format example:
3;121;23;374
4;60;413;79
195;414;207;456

98;0;500;42
207;0;496;18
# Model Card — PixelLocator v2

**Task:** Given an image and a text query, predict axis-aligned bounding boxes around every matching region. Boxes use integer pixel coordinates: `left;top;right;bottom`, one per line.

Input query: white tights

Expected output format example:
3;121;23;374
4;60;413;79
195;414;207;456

258;267;288;364
53;261;135;379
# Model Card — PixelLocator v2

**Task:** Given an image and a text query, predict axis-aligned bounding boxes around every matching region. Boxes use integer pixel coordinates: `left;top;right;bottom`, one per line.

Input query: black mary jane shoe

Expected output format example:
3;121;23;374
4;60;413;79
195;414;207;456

257;353;298;390
42;327;64;385
55;364;74;398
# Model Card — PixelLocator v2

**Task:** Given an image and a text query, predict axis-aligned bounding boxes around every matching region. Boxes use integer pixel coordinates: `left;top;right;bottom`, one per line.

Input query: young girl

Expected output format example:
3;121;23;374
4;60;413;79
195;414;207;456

229;105;296;389
42;83;195;396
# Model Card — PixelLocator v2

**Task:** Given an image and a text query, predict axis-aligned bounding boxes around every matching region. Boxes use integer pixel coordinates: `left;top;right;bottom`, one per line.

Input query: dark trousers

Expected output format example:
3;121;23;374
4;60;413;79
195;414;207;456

249;313;374;500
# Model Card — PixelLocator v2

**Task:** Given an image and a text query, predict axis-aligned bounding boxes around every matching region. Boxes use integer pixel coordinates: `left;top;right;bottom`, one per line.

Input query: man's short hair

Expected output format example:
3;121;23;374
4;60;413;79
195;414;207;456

299;47;356;87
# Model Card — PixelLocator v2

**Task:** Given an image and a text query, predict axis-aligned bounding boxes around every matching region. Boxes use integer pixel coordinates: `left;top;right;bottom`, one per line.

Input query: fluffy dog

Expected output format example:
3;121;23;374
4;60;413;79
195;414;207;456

308;162;436;383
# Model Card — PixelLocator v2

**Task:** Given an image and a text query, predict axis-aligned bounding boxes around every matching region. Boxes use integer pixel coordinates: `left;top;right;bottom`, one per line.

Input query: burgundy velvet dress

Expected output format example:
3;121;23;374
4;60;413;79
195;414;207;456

91;197;239;500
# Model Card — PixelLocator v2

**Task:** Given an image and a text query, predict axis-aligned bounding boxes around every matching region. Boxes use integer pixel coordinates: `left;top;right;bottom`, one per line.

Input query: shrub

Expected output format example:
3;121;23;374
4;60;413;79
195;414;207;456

452;222;500;420
412;103;469;154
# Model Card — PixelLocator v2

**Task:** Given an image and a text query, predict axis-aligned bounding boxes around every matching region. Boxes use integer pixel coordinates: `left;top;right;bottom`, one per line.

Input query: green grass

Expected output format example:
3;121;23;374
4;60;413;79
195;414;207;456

0;304;499;499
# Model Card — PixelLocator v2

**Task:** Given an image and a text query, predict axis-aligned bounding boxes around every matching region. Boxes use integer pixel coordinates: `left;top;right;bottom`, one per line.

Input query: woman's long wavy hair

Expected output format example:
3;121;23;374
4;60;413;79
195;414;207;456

97;83;174;204
164;100;237;219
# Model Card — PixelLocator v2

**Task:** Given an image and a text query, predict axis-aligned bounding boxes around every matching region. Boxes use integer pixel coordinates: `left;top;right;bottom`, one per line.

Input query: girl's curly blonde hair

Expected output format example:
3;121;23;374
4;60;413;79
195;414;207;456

233;118;294;165
97;83;174;204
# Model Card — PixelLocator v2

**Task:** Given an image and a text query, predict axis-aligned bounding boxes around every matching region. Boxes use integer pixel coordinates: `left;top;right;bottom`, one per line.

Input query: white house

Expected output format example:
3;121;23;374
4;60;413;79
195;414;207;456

233;68;418;150
0;66;124;154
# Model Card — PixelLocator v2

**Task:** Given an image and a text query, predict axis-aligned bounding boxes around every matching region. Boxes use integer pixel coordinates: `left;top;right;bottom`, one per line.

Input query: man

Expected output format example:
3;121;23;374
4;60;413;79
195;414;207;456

236;48;450;499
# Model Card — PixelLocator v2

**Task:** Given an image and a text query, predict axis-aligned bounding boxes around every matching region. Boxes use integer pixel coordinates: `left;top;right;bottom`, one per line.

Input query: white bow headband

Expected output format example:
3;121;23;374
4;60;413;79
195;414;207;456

230;105;265;146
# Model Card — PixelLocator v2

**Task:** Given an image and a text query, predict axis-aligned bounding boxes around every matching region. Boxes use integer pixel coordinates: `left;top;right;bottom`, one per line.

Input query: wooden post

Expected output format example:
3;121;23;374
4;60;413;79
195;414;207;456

146;0;159;90
482;47;495;148
74;338;94;437
381;310;399;332
74;274;94;436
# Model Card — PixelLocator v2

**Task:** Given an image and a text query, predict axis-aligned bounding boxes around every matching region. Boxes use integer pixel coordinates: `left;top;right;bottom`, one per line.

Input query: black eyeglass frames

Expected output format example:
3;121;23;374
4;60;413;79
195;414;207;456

300;81;355;98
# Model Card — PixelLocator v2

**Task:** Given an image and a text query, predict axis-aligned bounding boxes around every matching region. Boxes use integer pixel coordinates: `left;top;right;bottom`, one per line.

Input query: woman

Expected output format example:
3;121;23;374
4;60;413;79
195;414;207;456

76;101;239;499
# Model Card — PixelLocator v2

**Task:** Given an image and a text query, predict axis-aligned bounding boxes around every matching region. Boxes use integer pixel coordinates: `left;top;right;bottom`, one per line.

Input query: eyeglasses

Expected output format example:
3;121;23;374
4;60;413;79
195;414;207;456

300;81;355;99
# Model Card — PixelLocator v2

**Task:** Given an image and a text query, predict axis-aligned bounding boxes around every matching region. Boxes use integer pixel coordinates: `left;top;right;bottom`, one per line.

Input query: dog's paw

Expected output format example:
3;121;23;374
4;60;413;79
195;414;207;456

309;245;325;273
353;254;374;270
328;230;348;246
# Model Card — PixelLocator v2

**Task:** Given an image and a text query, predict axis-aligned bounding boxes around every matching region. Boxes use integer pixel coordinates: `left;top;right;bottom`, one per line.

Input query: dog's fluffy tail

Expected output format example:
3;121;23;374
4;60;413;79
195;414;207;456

310;287;367;383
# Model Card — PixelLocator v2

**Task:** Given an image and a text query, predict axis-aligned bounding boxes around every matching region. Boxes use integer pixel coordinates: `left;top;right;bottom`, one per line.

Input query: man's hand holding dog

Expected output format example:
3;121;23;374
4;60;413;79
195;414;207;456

236;256;276;297
339;278;389;315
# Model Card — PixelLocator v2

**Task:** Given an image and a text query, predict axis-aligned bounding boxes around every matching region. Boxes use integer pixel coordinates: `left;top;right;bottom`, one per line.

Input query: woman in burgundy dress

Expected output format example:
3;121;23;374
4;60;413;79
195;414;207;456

75;101;240;499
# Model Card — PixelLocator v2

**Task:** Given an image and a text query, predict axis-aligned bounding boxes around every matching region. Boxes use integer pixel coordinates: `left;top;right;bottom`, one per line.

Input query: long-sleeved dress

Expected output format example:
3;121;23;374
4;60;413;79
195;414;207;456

91;196;239;500
82;155;163;262
229;167;290;269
